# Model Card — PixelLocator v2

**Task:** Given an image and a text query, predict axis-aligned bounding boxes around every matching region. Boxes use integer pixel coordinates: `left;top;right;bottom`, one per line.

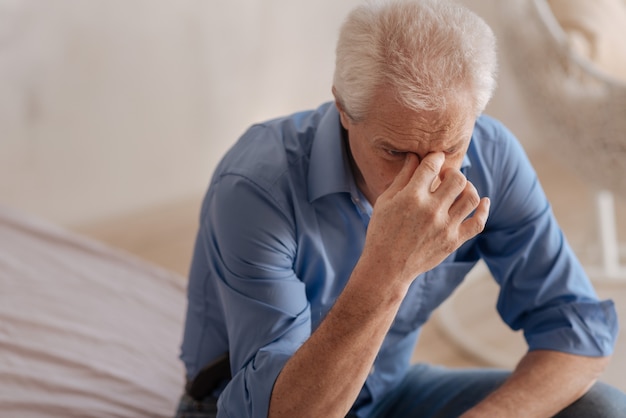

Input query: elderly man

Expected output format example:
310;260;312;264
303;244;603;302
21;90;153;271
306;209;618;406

176;0;625;416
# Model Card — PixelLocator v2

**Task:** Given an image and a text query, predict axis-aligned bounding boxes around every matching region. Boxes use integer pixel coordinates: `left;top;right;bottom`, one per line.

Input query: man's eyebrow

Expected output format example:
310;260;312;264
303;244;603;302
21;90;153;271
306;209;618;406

445;140;466;151
374;136;466;152
373;137;405;150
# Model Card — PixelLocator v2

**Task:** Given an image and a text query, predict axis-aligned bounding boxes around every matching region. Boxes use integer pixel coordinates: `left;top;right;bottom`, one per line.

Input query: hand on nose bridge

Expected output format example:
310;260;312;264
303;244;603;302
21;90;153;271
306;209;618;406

363;150;487;282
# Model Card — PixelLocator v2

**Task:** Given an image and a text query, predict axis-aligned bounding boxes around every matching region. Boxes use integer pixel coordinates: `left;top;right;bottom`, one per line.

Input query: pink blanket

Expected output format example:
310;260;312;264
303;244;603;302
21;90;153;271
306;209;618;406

0;205;186;417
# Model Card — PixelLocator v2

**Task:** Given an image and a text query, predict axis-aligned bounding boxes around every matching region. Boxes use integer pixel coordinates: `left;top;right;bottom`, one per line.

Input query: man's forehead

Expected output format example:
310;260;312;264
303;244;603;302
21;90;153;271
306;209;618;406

366;112;474;145
366;99;473;130
373;132;469;152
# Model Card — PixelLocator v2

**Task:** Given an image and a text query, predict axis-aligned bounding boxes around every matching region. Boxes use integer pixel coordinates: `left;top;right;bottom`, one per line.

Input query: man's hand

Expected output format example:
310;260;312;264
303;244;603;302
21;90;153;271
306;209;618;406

270;152;490;418
361;152;490;284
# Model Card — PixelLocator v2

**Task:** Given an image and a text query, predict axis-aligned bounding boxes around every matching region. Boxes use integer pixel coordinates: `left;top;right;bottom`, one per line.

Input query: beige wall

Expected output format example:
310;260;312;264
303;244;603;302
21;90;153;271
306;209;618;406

0;0;534;227
0;0;214;226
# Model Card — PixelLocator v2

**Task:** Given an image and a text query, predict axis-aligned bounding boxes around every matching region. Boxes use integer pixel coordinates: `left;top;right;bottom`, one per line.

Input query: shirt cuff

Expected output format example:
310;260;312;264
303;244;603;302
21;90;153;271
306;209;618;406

217;349;292;418
524;299;618;357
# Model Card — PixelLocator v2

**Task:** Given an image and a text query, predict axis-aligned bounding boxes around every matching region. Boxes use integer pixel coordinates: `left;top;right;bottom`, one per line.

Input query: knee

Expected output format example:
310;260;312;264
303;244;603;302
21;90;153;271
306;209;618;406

556;382;626;417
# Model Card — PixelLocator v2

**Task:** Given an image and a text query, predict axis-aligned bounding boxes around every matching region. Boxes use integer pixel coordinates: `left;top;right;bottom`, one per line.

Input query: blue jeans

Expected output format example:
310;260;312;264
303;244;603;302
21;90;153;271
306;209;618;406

174;364;626;417
369;364;626;418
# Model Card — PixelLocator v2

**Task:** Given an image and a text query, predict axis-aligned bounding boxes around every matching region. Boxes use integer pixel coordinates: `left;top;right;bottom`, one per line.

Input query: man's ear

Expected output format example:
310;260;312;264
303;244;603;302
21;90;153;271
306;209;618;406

332;86;351;130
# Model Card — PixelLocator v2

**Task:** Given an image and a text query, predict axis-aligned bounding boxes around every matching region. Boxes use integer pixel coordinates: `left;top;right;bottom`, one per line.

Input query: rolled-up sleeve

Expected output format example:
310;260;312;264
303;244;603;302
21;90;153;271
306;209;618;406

204;173;311;417
474;122;618;357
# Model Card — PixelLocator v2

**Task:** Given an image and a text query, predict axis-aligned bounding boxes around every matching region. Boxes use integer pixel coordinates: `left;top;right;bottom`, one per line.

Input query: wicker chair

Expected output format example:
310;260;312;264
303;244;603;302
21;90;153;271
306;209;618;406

501;0;626;281
434;0;626;374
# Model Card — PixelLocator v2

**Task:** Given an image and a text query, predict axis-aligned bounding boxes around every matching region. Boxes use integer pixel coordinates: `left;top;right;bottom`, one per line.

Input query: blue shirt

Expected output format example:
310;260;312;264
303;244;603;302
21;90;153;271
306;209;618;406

180;102;618;417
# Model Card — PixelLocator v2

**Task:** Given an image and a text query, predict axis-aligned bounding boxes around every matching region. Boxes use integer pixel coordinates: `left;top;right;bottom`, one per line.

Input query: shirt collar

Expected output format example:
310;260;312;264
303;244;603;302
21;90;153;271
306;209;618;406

308;103;354;202
307;102;473;202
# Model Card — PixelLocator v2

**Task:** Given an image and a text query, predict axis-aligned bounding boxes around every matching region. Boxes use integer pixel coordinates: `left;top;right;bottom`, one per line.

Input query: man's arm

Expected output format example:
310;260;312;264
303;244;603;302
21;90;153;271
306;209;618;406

269;153;490;417
462;350;610;418
268;257;411;417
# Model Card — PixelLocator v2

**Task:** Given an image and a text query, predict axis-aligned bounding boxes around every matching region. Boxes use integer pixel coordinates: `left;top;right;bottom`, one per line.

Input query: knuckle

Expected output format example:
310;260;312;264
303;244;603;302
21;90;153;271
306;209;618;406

443;170;467;191
420;158;440;174
443;239;457;254
465;191;480;209
473;219;486;234
467;215;487;236
452;173;468;190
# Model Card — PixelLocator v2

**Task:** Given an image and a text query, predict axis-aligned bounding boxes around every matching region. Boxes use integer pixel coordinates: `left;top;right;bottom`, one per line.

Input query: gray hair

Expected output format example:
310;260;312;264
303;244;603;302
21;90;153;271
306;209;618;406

333;0;498;120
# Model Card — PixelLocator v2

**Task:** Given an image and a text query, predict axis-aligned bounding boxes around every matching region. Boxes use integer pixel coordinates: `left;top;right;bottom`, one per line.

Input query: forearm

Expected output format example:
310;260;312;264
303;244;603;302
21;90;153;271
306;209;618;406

268;261;410;418
269;153;489;417
461;350;610;418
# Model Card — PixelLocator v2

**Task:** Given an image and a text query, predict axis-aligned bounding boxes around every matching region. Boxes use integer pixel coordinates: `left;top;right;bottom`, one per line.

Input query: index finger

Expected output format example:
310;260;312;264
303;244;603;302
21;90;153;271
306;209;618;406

407;152;445;194
381;153;420;197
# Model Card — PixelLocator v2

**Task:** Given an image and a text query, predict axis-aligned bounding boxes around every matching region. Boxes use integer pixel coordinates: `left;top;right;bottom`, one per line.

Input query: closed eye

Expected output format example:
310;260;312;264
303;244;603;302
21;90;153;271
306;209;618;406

385;149;406;158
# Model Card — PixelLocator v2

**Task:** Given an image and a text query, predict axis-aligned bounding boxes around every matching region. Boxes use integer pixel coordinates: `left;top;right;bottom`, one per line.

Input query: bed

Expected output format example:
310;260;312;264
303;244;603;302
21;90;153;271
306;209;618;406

0;204;186;417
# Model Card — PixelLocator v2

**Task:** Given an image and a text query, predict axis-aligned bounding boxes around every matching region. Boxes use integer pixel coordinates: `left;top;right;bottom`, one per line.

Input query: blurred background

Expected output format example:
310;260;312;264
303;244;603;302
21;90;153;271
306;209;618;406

1;0;625;393
0;0;537;228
